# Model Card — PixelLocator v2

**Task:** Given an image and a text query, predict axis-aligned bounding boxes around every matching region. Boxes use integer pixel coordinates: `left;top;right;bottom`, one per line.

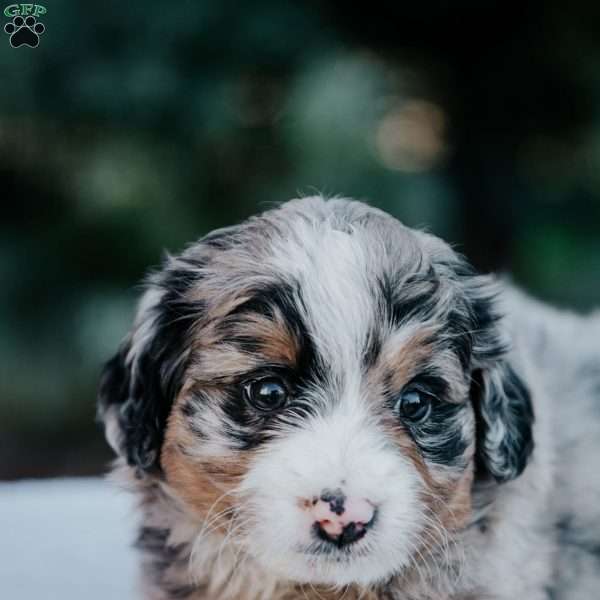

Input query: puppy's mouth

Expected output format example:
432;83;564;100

296;518;378;562
312;511;377;547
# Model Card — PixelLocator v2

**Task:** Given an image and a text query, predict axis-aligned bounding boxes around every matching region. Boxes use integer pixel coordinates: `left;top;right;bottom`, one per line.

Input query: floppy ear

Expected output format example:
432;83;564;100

458;273;534;483
97;259;203;473
471;362;534;482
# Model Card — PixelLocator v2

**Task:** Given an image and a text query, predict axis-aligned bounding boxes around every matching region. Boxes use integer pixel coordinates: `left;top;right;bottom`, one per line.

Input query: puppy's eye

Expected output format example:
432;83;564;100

394;389;433;423
244;377;289;412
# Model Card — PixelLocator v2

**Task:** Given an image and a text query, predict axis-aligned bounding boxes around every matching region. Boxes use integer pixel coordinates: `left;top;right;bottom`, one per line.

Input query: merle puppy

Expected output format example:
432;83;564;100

98;197;600;600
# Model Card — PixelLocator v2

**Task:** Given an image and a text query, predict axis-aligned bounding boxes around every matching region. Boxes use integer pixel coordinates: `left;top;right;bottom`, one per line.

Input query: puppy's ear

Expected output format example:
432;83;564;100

459;273;534;483
97;260;203;473
471;362;534;482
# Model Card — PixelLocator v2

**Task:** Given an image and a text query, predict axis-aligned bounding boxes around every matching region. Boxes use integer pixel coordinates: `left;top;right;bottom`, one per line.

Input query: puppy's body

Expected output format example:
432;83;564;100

502;290;600;600
98;198;600;600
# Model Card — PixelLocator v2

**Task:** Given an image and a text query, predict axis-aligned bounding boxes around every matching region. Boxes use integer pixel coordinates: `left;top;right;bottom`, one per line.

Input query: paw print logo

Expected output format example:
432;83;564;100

4;15;45;48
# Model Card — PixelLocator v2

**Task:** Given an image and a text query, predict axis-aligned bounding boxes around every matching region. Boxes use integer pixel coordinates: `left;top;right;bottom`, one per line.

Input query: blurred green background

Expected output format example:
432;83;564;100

1;0;599;479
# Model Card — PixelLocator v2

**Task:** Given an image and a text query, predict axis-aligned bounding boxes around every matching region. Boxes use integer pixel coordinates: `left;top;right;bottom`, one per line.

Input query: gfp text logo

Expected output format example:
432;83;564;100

3;4;46;47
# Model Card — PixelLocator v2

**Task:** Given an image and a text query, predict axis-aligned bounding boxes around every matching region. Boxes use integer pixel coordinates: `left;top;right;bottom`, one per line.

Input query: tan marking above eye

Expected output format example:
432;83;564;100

366;325;468;407
367;327;437;390
185;285;304;378
228;312;301;364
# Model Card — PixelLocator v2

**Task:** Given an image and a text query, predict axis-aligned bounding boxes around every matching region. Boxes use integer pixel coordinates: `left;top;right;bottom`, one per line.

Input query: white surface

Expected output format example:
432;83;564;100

0;477;138;600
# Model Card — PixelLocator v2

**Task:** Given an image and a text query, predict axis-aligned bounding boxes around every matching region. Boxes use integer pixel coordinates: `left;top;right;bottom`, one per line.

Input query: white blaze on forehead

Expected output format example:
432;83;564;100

268;218;377;373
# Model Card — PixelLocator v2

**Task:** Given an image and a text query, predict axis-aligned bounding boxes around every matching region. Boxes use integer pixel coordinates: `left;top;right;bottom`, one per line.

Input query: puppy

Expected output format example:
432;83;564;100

98;197;600;600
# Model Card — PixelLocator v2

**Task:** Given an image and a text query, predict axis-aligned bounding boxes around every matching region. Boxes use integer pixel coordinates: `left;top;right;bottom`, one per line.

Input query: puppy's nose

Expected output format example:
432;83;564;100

311;489;376;547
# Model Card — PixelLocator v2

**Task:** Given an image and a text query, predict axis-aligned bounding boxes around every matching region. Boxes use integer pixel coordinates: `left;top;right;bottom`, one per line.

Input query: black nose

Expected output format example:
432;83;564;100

315;520;370;547
320;489;346;515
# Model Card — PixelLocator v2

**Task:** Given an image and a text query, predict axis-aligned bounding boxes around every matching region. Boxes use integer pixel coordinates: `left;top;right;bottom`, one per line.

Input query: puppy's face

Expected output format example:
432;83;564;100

99;198;534;586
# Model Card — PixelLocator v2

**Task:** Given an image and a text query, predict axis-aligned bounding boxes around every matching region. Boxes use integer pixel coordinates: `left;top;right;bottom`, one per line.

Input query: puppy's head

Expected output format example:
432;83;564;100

98;197;533;586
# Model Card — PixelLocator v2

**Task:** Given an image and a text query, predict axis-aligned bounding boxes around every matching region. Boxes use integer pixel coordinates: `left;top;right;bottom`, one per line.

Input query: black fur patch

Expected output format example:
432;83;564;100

472;364;535;482
390;374;469;467
219;282;323;449
97;258;206;472
376;259;506;373
413;400;469;466
378;267;441;330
